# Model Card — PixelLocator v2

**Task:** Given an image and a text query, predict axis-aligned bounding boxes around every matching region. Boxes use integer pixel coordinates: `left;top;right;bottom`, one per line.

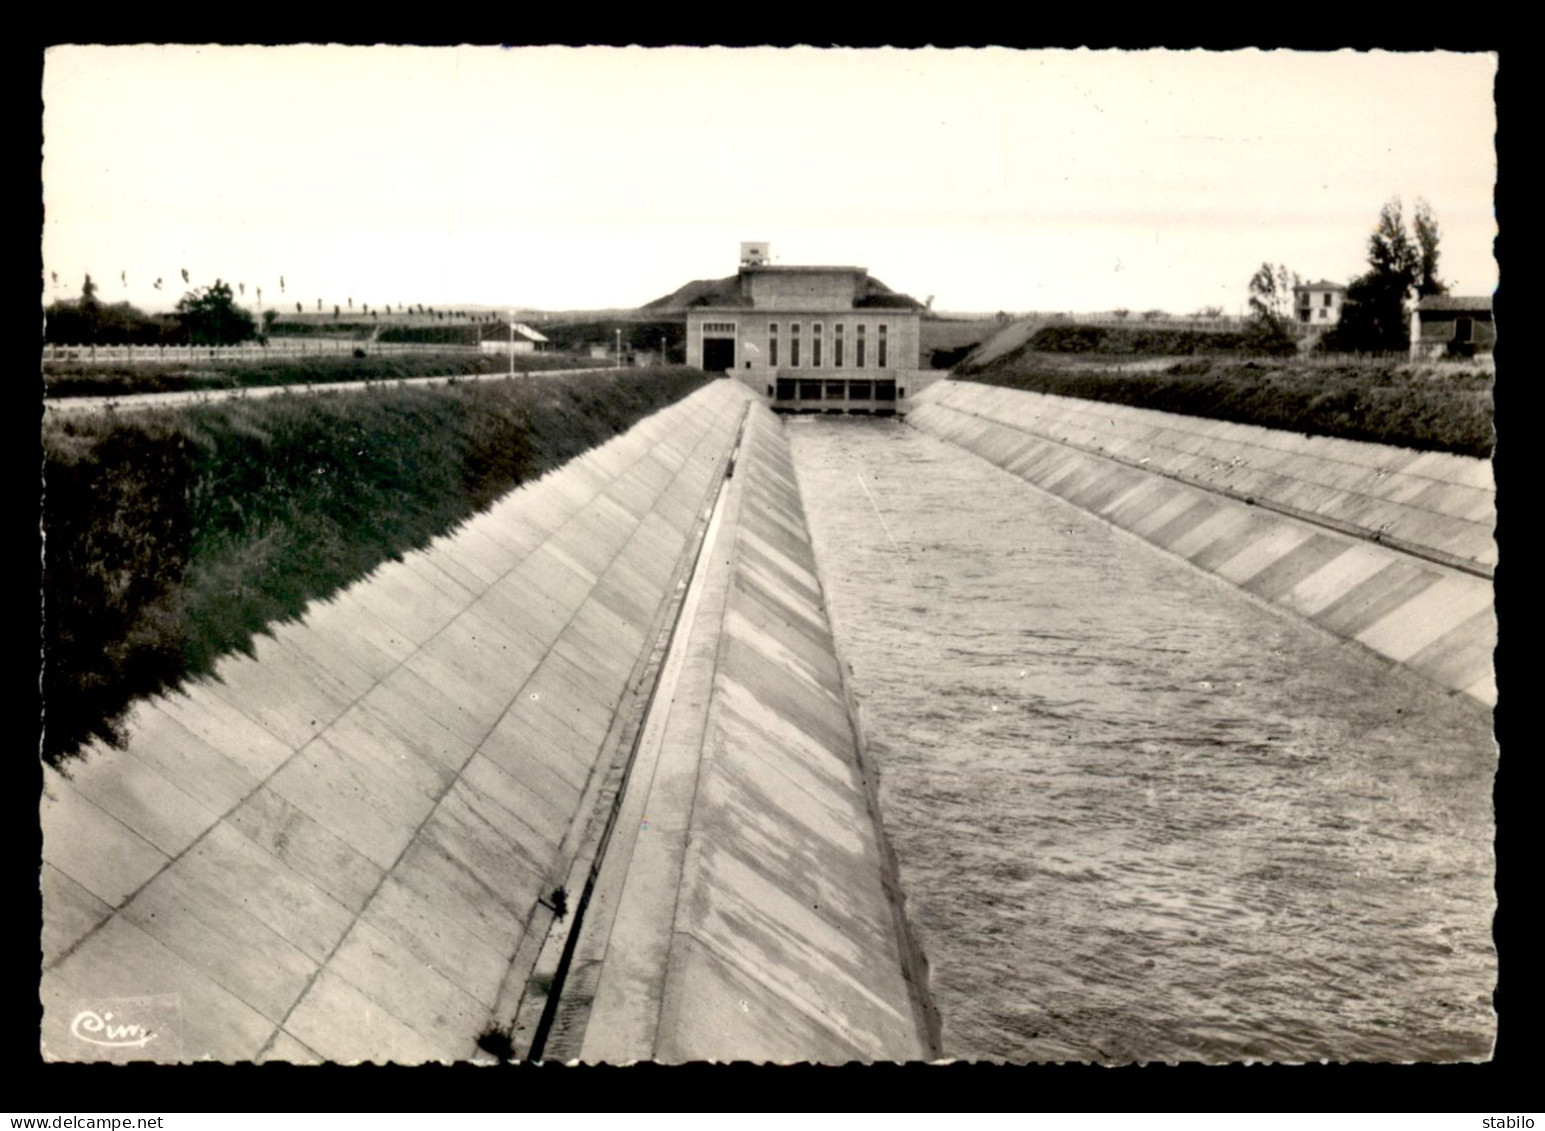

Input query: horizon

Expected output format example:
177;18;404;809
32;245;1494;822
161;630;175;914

43;46;1498;319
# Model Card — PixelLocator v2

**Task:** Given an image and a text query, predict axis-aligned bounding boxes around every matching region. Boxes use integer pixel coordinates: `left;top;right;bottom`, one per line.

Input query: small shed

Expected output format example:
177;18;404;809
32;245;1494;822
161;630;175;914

477;322;549;354
1410;295;1495;360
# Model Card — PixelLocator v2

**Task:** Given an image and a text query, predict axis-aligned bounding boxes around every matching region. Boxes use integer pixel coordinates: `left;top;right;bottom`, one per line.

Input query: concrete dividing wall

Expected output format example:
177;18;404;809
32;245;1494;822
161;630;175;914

41;380;753;1064
548;404;935;1064
910;381;1496;707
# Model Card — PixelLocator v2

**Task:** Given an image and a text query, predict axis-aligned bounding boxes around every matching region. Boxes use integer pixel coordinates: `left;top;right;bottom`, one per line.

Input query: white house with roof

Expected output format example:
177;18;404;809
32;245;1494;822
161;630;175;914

1294;280;1347;327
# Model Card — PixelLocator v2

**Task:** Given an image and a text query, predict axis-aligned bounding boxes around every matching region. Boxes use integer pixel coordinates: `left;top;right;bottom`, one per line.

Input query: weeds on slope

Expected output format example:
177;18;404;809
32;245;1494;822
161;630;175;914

42;350;612;399
957;353;1494;458
41;367;712;766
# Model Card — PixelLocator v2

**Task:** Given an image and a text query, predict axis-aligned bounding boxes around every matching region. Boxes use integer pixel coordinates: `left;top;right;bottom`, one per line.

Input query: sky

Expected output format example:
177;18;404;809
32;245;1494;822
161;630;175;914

41;46;1499;317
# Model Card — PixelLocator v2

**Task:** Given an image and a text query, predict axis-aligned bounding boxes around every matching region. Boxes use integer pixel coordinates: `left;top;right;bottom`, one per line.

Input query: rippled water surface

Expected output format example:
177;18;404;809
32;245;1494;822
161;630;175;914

787;417;1496;1063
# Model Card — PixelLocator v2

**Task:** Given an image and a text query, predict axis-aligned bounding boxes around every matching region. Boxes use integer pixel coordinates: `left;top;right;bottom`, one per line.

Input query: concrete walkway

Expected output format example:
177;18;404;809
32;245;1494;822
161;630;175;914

910;382;1497;706
41;379;752;1063
539;404;935;1065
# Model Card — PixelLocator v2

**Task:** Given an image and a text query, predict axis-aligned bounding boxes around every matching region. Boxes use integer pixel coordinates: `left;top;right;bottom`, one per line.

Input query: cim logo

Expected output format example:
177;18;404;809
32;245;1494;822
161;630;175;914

70;1008;158;1049
55;996;182;1060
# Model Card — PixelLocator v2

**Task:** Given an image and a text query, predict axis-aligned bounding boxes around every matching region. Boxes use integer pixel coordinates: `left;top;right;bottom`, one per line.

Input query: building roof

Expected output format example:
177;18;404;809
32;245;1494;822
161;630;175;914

645;268;924;313
1416;294;1493;313
742;265;867;276
1294;280;1348;292
512;322;548;342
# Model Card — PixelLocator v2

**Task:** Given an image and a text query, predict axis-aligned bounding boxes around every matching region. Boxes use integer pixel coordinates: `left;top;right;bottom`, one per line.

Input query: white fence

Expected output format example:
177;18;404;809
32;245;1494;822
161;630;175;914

42;340;481;364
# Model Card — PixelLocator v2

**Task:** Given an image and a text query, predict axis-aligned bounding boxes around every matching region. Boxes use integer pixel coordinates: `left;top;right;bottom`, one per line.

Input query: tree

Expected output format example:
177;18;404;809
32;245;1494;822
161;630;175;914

176;278;256;345
1244;262;1301;355
1247;262;1299;327
1323;196;1447;353
1413;199;1447;299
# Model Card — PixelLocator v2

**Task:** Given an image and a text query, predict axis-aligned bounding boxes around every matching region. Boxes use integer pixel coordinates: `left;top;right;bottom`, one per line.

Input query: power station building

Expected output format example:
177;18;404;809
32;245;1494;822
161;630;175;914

683;243;925;414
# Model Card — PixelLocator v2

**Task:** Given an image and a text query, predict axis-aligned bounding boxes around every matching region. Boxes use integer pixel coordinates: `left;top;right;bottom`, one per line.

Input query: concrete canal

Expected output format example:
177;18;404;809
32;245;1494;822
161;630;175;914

787;414;1496;1062
41;378;1497;1064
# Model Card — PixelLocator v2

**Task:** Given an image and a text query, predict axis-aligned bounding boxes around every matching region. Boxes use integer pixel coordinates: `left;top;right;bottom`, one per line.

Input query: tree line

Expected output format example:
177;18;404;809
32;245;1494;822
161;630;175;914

44;275;259;346
44;272;515;347
1246;196;1454;355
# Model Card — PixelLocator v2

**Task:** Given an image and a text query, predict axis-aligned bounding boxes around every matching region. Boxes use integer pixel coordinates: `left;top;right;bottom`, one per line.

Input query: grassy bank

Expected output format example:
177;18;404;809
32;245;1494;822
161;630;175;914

42;366;713;766
43;350;611;399
957;353;1493;458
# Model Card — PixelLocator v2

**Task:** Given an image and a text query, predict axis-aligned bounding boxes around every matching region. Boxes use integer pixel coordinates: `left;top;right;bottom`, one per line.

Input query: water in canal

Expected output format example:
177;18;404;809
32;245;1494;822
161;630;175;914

786;416;1496;1063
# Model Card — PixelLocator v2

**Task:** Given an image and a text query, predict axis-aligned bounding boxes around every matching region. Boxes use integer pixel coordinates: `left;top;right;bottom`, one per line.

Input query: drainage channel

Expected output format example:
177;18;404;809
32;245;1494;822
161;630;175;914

511;404;751;1064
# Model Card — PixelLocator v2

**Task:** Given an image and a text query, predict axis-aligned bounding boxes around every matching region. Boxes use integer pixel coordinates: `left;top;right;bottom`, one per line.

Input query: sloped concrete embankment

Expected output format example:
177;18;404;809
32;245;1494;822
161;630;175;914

41;379;753;1064
542;403;937;1064
910;381;1496;706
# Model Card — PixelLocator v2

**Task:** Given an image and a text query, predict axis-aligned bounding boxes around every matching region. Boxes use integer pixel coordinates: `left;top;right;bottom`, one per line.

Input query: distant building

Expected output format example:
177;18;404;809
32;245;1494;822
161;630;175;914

477;322;549;354
1294;280;1347;327
683;244;925;415
1410;295;1495;360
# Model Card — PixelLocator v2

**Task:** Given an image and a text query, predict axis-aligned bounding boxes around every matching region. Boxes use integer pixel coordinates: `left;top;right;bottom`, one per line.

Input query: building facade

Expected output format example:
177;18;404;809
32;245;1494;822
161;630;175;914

1410;295;1495;360
685;250;924;415
1294;280;1347;327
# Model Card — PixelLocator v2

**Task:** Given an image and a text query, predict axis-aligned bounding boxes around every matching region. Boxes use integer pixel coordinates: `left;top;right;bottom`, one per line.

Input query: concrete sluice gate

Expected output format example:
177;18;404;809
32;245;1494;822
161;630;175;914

41;376;1495;1064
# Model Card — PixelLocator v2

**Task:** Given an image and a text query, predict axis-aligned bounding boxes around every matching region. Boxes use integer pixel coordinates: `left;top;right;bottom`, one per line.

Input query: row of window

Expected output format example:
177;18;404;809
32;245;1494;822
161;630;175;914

773;378;899;401
701;319;896;369
763;322;889;369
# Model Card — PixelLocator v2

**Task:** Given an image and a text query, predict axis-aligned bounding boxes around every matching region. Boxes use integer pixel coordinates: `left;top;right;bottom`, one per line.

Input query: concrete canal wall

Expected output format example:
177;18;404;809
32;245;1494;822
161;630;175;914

910;381;1496;706
41;380;754;1063
540;403;935;1064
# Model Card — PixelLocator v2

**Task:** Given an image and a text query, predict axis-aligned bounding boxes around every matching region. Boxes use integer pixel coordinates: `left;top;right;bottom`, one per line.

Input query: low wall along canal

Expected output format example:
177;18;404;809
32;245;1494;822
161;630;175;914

40;377;1496;1064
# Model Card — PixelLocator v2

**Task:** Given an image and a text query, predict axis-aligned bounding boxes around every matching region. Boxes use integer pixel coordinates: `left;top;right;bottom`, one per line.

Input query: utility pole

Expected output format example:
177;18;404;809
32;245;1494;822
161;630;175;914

615;327;622;367
509;311;516;376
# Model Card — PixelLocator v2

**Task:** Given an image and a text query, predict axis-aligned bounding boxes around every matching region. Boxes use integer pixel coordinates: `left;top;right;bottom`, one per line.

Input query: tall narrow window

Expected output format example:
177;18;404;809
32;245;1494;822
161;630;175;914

812;323;823;368
878;323;888;368
834;324;845;367
791;323;801;368
856;325;867;368
769;322;778;366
